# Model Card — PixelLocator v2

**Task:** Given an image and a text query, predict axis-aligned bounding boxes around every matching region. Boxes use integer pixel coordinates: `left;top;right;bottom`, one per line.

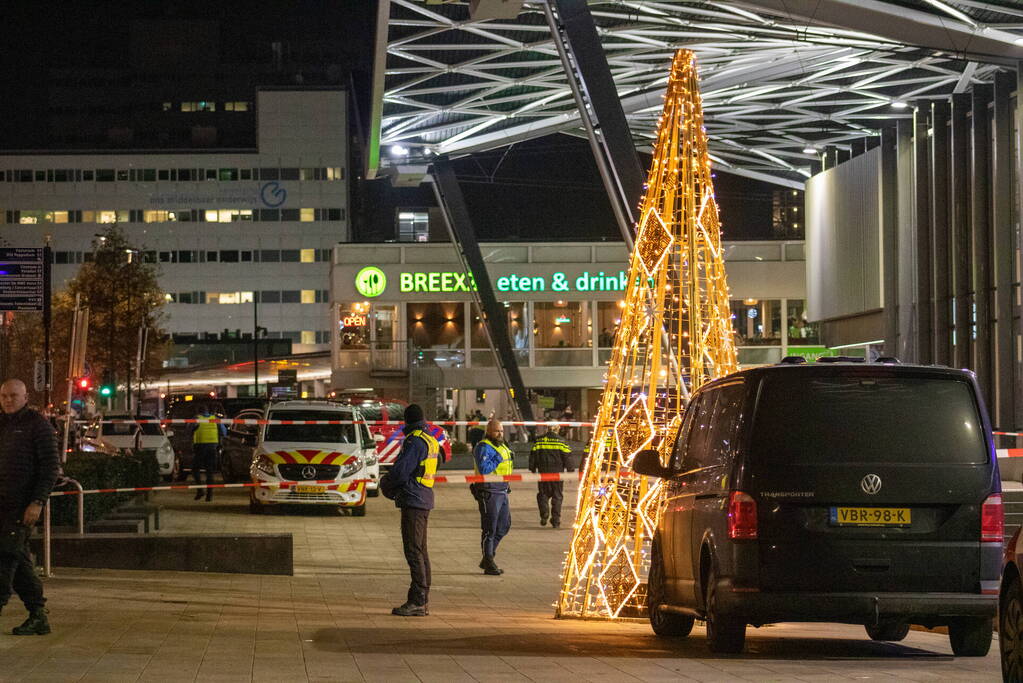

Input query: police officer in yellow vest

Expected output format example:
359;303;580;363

191;405;225;501
380;404;438;617
472;418;513;576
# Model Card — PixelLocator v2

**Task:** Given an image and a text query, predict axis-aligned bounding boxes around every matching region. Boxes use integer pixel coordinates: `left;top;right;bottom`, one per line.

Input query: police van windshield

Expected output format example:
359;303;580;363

751;374;987;465
264;411;358;444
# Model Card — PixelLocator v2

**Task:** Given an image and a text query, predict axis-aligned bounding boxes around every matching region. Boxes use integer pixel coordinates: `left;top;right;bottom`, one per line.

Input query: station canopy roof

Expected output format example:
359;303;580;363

371;0;1023;186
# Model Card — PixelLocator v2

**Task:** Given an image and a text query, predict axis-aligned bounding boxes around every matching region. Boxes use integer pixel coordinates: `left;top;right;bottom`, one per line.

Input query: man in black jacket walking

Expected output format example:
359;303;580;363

0;379;59;635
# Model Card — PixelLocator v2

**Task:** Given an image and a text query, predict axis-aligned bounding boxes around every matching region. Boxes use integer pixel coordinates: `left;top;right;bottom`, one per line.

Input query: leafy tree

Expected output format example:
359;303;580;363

6;226;168;410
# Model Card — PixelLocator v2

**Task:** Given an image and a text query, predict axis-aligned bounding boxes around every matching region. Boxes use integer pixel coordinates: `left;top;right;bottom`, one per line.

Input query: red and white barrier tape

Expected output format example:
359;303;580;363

47;471;586;497
80;419;595;427
998;449;1023;458
995;431;1023;438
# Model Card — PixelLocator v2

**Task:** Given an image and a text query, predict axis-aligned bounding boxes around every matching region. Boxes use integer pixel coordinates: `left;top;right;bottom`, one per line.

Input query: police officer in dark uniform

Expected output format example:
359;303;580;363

528;427;573;528
472;419;513;576
381;404;439;617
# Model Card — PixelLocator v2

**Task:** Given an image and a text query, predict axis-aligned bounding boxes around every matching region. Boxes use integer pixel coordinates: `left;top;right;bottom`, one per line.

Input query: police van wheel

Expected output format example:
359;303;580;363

367;487;380;498
349;504;367;517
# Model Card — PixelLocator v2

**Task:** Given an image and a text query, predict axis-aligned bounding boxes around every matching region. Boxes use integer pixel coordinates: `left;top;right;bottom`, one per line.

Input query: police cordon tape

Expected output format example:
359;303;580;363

45;451;1023;497
47;471;587;497
995;431;1023;438
79;419;596;427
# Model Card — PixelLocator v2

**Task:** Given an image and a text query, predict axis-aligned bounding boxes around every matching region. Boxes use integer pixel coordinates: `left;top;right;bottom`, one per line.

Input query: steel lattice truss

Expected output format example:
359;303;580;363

373;0;1022;185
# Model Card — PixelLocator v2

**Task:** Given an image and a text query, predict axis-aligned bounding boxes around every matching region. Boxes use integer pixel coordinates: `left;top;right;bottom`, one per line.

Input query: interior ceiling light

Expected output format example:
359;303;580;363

390;144;409;156
891;101;909;109
1015;37;1023;46
802;146;817;155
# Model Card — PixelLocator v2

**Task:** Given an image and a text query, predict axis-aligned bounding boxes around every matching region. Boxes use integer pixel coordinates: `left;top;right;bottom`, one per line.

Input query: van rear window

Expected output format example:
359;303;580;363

264;411;357;444
751;375;987;465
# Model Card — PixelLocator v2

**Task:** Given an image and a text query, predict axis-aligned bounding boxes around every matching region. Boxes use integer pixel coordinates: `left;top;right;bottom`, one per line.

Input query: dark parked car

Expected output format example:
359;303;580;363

1001;529;1023;679
221;408;264;483
633;360;1001;655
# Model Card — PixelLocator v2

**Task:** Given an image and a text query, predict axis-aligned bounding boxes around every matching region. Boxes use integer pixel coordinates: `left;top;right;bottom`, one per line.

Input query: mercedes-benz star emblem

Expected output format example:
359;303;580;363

860;474;882;495
301;465;317;480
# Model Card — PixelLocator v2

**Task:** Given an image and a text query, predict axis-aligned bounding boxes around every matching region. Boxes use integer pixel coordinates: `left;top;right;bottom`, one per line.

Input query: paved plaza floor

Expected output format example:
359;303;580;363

0;475;1002;682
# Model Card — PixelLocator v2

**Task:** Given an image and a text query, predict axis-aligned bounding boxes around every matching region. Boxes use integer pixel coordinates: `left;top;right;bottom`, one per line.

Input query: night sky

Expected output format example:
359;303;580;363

1;0;786;243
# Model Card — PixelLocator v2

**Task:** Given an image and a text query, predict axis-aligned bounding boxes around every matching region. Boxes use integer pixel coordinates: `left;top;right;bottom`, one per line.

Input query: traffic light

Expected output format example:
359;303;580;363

77;378;91;391
99;369;115;398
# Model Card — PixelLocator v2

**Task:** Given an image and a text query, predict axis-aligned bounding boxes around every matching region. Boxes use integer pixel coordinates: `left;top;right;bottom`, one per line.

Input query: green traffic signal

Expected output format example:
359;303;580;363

100;386;113;397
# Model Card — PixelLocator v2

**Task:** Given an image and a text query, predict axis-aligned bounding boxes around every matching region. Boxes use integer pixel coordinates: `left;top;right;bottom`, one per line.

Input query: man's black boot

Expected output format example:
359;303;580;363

482;556;503;576
193;490;203;501
205;491;213;502
540;515;548;527
391;602;428;616
13;608;50;635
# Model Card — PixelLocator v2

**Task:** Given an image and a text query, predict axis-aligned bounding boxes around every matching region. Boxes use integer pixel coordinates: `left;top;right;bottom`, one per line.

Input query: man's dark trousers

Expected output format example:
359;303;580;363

400;507;430;606
0;517;44;612
536;481;564;526
477;489;511;557
192;443;218;489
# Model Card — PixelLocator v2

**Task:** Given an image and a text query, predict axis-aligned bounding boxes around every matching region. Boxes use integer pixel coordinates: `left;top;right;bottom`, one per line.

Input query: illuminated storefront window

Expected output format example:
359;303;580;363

470;302;527;366
786;298;821;345
533;301;591;366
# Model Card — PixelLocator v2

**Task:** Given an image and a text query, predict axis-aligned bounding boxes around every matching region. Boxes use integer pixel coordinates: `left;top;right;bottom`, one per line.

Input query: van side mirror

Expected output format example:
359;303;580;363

631;449;669;478
373;433;385;443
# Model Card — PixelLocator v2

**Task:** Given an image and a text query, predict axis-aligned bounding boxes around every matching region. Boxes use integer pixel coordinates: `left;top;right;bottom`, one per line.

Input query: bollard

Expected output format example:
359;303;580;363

69;479;85;535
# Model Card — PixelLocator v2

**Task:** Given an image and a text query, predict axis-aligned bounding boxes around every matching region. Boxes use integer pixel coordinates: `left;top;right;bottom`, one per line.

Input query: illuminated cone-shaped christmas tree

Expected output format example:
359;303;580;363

556;50;738;619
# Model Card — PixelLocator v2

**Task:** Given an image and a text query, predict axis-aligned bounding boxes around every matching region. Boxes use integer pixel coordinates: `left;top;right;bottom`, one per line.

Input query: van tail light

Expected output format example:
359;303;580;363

728;491;758;540
981;493;1003;543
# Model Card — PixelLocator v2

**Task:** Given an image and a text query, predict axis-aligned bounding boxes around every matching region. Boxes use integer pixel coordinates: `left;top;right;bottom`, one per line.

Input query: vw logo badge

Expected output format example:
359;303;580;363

301;465;317;480
860;474;882;495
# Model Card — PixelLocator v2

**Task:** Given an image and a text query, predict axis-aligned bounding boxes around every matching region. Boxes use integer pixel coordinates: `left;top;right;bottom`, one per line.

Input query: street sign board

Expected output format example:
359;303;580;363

33;360;52;391
277;368;298;384
0;248;45;311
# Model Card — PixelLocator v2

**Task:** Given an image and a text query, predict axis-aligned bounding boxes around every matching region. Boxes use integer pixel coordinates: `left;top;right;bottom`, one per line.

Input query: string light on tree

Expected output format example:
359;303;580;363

556;50;738;620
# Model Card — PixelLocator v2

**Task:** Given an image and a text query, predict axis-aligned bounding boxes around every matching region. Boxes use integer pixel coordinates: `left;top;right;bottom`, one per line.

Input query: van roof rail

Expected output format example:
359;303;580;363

779;356;807;365
816;355;866;363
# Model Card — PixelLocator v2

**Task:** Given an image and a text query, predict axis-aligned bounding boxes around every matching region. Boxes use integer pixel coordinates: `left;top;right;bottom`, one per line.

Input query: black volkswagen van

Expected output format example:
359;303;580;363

633;360;1001;655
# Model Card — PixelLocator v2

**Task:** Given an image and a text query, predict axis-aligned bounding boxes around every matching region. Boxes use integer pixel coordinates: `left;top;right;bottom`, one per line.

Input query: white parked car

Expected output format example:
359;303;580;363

94;413;179;481
249;401;376;515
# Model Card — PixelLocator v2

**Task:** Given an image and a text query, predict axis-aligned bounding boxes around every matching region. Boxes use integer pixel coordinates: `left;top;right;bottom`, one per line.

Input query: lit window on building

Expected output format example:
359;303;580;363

300;290;316;304
300;249;315;263
224;101;250;112
772;190;804;239
300;208;315;222
301;330;316;345
397;210;430;242
326;167;343;181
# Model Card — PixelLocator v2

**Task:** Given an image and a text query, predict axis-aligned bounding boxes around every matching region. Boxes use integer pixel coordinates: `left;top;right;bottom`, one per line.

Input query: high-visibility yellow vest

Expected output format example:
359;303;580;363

193;416;220;444
476;438;514;476
531;435;572;454
408;428;439;488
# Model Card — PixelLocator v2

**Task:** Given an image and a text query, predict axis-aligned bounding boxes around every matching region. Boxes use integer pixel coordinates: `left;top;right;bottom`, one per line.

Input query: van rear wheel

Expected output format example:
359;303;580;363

705;566;745;654
865;622;909;642
948;617;993;657
647;539;694;637
349;504;366;517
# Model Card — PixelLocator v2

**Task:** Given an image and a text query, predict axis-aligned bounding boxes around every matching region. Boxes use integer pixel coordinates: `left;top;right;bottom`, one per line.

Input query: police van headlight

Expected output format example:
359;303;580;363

364;453;378;467
340;458;364;479
254;453;276;477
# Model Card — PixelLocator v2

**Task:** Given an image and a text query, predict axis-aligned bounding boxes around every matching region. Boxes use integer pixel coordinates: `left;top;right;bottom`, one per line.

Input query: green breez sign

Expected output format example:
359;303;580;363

355;268;631;295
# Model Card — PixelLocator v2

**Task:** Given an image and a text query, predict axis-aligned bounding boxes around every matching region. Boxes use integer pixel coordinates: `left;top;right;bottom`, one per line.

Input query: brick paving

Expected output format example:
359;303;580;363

0;474;1002;681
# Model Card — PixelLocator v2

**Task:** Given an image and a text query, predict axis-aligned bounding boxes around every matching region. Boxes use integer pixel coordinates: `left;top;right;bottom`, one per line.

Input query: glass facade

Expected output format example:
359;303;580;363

336;297;832;371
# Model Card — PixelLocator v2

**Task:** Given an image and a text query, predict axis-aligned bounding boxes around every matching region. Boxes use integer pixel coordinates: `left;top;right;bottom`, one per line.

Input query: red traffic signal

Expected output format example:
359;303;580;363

77;378;91;390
